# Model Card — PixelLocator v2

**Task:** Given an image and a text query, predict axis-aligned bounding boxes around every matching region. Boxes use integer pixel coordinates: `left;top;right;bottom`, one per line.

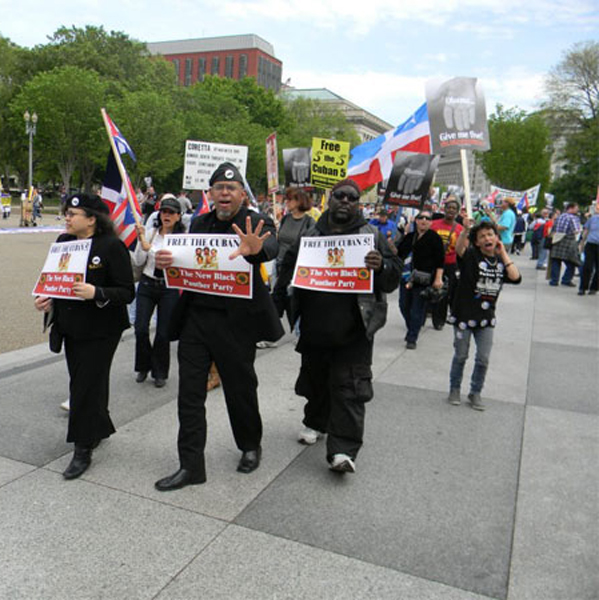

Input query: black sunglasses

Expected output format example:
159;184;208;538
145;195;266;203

416;215;432;221
332;190;360;202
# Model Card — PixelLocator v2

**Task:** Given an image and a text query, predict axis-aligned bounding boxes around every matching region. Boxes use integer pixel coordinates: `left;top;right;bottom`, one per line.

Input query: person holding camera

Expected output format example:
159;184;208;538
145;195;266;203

396;209;445;349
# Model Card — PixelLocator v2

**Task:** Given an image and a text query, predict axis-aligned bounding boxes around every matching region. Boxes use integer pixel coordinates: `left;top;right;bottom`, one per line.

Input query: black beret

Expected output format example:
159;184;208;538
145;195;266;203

66;193;109;215
209;162;244;187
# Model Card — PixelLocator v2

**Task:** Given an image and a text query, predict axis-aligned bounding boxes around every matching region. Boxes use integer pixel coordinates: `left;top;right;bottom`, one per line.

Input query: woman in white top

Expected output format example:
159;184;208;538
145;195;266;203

132;195;187;387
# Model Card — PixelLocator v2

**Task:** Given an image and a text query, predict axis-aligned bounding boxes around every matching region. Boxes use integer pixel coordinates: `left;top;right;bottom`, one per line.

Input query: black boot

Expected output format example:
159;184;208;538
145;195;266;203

63;446;92;480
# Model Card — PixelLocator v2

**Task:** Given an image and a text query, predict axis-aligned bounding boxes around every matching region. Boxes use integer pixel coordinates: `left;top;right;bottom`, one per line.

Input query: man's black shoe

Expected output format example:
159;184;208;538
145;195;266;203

433;323;444;331
63;446;92;480
136;371;148;383
154;469;206;491
237;448;262;473
154;378;166;388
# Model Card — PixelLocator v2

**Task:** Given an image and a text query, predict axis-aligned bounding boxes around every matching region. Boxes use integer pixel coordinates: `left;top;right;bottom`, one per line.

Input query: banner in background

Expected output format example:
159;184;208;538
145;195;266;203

310;137;350;189
32;239;92;300
384;151;440;208
292;234;374;293
183;141;248;190
164;234;253;299
490;183;541;206
266;132;279;194
426;77;490;155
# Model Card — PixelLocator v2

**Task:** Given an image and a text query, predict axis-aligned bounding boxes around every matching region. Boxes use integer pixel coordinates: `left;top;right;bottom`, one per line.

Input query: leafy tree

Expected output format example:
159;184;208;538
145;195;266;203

476;105;551;198
9;66;107;191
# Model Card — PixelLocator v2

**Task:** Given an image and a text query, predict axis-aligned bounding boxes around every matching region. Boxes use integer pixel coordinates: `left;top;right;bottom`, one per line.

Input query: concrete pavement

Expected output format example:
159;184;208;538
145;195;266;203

0;251;597;600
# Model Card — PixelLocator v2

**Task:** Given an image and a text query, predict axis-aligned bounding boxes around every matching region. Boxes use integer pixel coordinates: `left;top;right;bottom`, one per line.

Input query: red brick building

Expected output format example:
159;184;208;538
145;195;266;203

146;34;282;91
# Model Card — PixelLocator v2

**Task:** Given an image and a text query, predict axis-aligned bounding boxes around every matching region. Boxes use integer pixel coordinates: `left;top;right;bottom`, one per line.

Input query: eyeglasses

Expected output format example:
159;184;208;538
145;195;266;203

65;210;86;218
212;183;242;193
332;190;360;202
416;215;432;221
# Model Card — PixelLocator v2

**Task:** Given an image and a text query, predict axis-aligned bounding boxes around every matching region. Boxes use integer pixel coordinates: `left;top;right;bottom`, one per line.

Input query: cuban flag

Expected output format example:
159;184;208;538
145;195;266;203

104;112;136;162
192;190;211;219
517;192;529;211
101;152;141;248
348;103;431;191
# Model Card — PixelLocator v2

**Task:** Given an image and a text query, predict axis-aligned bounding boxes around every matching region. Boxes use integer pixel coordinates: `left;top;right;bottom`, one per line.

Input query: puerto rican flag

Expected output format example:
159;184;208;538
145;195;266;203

348;103;431;190
104;112;136;162
101;152;141;248
191;190;211;219
517;192;529;211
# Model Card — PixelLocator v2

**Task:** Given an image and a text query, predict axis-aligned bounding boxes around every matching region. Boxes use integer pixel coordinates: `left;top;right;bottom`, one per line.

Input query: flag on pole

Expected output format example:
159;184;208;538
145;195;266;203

348;103;431;191
104;112;136;162
101;152;141;248
192;190;211;219
517;192;529;211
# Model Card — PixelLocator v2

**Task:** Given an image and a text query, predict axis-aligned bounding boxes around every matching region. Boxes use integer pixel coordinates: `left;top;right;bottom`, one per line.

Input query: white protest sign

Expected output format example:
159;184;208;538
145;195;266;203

292;234;374;293
32;239;92;300
164;234;253;299
183;141;248;190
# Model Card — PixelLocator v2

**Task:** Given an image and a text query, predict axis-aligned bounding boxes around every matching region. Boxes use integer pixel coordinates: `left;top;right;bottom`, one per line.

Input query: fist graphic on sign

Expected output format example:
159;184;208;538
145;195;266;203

396;154;430;195
292;161;310;184
443;91;476;131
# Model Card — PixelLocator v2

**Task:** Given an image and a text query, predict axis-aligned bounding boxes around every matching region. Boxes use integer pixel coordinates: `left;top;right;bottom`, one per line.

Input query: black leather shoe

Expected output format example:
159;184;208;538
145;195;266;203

63;446;92;480
154;378;166;388
237;448;262;474
154;469;206;491
136;372;148;383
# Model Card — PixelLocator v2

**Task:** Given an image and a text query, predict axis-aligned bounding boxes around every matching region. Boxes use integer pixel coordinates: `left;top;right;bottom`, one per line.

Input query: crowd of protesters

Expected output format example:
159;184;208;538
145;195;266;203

33;171;597;485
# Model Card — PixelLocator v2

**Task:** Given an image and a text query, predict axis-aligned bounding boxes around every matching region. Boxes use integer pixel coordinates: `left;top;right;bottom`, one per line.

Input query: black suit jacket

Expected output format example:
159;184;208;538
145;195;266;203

169;207;284;344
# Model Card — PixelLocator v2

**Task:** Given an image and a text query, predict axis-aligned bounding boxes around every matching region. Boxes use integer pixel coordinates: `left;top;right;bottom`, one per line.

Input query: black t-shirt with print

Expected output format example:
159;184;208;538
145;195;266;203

448;246;521;329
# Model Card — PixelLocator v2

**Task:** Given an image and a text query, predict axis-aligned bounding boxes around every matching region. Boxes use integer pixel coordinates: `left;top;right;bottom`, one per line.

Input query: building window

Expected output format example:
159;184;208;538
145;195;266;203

172;59;180;82
225;55;234;78
211;56;220;76
257;56;265;86
238;54;247;79
184;58;193;86
197;57;206;82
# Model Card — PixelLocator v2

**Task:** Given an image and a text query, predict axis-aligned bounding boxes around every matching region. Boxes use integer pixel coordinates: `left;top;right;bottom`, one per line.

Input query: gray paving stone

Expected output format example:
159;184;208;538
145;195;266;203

0;456;36;487
0;469;225;600
508;406;599;600
236;383;524;600
527;342;599;415
157;524;489;600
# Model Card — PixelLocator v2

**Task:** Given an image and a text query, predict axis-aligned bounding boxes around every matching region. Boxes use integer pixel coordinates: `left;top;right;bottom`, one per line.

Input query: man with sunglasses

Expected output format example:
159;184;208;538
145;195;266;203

273;179;401;473
152;162;283;491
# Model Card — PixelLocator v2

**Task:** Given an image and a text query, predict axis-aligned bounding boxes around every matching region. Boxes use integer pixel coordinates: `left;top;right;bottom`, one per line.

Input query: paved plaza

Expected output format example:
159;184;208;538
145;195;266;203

0;220;597;599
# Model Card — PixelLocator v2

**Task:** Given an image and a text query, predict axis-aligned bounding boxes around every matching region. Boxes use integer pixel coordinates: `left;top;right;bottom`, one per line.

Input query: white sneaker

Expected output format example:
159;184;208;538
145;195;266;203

60;399;70;412
298;427;321;445
256;340;278;349
329;453;356;473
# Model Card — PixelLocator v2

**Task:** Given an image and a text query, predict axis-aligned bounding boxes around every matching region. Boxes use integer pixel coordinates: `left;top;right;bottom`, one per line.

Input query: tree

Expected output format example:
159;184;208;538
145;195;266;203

9;66;107;191
476;105;551;197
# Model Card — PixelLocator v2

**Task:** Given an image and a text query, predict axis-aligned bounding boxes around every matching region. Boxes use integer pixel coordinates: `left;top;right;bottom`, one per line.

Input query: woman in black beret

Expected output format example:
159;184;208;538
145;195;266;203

34;194;135;479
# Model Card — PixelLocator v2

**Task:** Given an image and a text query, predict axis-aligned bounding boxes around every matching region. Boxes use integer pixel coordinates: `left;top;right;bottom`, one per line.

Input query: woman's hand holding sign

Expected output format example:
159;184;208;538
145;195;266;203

155;249;174;269
34;295;53;313
72;282;96;300
230;217;271;259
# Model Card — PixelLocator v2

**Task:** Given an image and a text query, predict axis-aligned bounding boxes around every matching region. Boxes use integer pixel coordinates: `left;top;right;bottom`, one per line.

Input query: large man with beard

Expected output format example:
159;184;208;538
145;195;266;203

273;179;401;473
153;162;283;491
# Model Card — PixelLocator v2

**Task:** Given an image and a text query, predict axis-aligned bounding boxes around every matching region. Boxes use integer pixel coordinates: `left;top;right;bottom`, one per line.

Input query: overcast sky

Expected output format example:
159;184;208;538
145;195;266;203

2;0;598;126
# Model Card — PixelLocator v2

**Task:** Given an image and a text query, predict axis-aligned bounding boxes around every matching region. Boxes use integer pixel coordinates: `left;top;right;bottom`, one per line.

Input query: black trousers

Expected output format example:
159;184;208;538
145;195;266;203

295;336;373;461
65;334;120;445
581;242;599;292
432;262;458;328
177;308;262;475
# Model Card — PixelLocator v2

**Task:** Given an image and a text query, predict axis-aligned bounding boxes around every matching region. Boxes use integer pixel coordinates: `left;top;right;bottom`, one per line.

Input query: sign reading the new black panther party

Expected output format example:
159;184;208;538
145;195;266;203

164;234;253;299
292;234;374;293
32;239;92;299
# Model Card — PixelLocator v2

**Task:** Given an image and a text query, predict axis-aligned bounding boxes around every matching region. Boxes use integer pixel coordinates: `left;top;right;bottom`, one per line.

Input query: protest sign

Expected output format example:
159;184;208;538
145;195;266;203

426;77;490;155
292;234;374;293
32;239;92;300
164;234;253;299
490;183;541;207
283;147;311;187
266;132;279;194
183;141;248;190
310;137;351;189
384;151;440;208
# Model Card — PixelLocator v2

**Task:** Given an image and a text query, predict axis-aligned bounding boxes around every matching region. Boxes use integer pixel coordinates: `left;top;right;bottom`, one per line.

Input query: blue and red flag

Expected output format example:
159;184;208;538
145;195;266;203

104;112;136;162
192;190;211;219
517;192;529;211
348;103;431;190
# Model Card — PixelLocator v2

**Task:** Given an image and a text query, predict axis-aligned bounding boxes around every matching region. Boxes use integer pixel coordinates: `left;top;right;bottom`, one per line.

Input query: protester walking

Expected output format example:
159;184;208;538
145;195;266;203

447;218;521;411
34;194;134;479
578;208;599;295
549;203;582;287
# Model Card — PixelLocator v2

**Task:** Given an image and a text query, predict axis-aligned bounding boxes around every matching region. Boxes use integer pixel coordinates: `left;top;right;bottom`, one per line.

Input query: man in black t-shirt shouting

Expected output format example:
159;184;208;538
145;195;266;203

447;219;521;411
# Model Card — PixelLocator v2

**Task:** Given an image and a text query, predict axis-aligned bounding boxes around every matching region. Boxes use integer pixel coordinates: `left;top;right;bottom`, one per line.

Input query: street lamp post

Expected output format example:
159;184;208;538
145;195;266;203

24;110;38;192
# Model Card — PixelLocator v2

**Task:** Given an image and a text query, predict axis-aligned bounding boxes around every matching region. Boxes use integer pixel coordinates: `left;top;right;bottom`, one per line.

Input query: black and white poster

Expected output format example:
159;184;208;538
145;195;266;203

283;147;312;187
384;151;440;208
425;77;490;155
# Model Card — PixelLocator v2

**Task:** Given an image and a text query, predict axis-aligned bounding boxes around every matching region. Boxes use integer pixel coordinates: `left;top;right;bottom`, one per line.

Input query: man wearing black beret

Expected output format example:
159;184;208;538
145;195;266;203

154;162;284;490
